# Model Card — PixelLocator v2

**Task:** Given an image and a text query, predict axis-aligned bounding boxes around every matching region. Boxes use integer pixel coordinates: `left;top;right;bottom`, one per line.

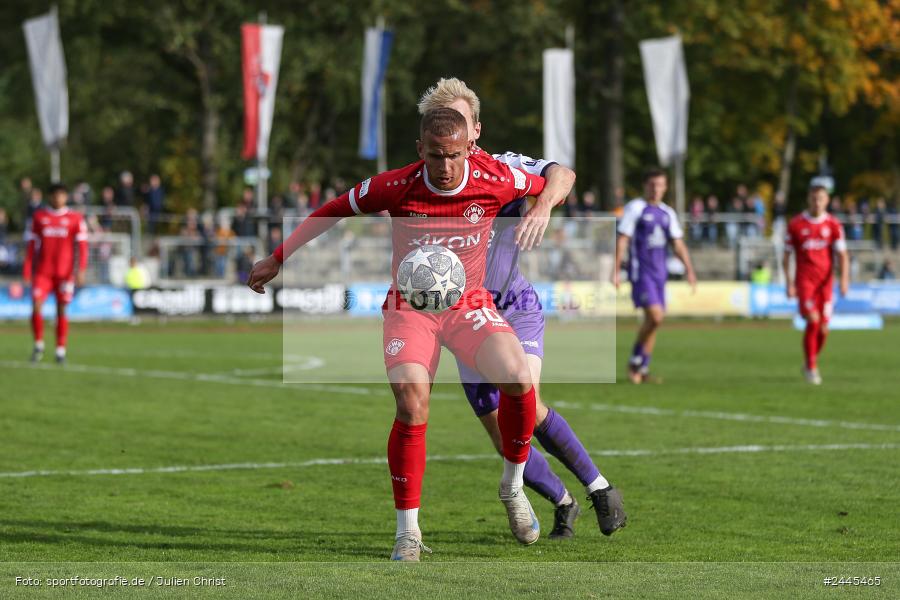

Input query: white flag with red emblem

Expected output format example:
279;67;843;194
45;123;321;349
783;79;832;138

241;23;284;161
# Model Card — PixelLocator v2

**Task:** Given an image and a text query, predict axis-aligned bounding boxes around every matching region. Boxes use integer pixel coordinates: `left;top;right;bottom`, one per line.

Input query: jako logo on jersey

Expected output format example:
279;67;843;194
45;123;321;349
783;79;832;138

801;239;831;250
464;203;485;224
510;167;526;190
42;226;70;238
408;232;482;250
359;178;371;198
408;211;428;219
385;338;405;356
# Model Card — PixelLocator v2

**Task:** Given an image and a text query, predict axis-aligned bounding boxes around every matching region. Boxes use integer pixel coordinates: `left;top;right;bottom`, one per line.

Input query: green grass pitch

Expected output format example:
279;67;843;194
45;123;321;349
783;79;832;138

0;317;898;598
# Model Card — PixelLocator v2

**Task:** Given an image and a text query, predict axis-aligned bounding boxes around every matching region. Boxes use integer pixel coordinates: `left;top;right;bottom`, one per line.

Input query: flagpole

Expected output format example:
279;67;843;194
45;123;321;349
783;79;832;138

256;11;268;215
376;16;387;174
674;155;685;216
50;145;60;183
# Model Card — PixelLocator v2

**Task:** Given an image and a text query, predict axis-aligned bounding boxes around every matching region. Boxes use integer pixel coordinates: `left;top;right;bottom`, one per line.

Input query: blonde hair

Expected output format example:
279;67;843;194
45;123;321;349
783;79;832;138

417;77;481;123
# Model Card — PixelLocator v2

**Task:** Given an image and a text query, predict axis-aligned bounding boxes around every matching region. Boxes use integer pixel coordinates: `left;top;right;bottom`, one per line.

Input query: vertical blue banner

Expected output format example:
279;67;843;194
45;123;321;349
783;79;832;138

358;27;394;160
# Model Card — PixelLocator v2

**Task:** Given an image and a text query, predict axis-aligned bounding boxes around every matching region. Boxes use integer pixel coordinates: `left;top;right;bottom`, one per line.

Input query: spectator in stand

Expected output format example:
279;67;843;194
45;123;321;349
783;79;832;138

284;181;301;209
580;190;598;215
115;171;136;207
879;258;896;281
237;245;256;284
231;203;255;238
213;215;236;278
268;226;283;256
145;174;165;234
889;200;900;250
845;199;863;241
743;194;758;238
771;191;787;242
25;186;43;232
705;194;719;245
125;257;150;290
179;208;206;277
872;197;886;248
269;194;286;229
829;195;845;219
296;189;311;219
725;195;743;248
752;191;766;237
546;228;580;280
99;186;116;231
689;195;705;244
20;176;33;204
308;182;322;210
72;181;92;209
0;208;8;243
240;186;255;212
750;260;772;285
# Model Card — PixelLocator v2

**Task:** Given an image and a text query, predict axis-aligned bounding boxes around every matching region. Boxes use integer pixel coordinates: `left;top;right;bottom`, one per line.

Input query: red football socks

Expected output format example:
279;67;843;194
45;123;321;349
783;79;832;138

56;314;69;349
804;320;820;370
498;386;536;464
387;420;427;510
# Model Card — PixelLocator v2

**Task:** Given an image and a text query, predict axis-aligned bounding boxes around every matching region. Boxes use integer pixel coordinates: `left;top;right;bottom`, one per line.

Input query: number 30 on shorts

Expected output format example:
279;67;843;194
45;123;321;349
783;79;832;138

464;307;507;331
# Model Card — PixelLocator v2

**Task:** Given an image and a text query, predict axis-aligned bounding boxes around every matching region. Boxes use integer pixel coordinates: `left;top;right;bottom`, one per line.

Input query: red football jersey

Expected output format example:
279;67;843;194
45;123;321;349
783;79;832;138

275;152;545;293
23;207;89;280
348;152;543;291
785;211;846;284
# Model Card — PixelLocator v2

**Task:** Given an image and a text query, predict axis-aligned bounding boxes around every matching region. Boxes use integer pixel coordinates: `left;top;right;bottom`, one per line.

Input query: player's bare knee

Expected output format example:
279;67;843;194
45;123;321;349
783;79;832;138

496;368;532;396
807;311;820;324
392;383;430;424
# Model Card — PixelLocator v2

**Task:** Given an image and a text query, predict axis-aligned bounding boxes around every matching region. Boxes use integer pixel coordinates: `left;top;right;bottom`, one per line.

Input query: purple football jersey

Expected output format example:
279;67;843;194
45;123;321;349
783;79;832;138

617;198;684;282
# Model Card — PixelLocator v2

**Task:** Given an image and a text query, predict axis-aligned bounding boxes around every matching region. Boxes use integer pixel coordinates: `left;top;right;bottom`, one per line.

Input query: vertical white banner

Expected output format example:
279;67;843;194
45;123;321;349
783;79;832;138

256;24;284;162
23;7;69;149
543;48;575;167
639;35;690;167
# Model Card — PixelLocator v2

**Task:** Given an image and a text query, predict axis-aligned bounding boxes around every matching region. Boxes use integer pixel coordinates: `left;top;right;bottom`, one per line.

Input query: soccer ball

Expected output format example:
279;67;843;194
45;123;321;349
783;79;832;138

397;245;466;313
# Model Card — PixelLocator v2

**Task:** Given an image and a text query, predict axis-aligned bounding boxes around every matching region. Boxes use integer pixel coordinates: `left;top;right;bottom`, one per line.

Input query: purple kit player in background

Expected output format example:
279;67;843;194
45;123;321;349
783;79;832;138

418;77;626;539
614;167;697;384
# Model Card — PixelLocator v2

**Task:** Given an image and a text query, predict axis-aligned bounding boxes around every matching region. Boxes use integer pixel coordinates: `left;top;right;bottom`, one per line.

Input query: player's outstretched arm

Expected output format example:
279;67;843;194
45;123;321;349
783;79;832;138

247;190;361;294
516;164;575;250
672;238;697;291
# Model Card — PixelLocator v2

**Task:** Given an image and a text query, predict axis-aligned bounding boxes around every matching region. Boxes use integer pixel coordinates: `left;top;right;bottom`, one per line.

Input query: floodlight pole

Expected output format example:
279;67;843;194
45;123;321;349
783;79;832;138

377;15;387;174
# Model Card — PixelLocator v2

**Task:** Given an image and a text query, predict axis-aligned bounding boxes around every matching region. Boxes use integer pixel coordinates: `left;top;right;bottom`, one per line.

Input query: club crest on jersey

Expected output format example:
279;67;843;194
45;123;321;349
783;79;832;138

822;227;831;237
464;203;485;224
385;338;405;356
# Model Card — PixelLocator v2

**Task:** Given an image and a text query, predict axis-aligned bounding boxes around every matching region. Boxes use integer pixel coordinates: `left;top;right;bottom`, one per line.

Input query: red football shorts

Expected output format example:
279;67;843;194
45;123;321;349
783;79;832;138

32;274;75;305
796;277;833;322
382;288;512;377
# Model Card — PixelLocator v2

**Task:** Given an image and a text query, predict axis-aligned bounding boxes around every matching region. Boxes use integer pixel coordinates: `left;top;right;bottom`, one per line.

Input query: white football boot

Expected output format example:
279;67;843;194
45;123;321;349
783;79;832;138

804;367;822;385
499;487;540;545
390;534;431;562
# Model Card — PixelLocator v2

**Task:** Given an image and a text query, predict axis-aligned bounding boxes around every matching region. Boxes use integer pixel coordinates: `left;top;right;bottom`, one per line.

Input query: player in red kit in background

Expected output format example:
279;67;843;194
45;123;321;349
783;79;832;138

22;183;88;364
783;180;850;385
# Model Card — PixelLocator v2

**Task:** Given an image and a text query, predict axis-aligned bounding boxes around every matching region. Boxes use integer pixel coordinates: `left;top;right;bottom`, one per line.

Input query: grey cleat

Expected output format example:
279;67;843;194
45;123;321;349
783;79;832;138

390;534;431;562
549;497;580;539
30;348;44;363
587;486;627;536
499;487;540;545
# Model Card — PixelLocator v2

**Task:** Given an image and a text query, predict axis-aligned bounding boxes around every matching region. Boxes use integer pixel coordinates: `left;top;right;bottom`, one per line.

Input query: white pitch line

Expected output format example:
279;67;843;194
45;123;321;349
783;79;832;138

1;443;898;479
0;359;460;400
553;401;900;434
